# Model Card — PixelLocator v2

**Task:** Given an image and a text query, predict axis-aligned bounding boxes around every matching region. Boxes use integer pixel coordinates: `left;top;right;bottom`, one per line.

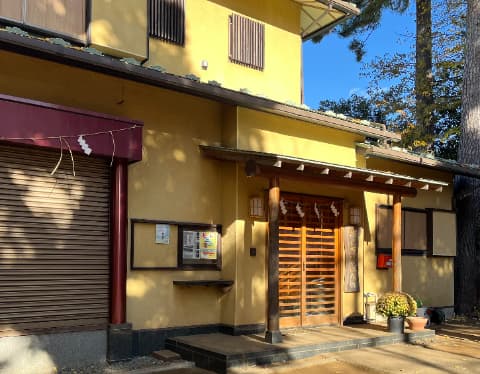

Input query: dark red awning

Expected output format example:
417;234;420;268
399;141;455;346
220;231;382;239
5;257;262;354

0;94;143;162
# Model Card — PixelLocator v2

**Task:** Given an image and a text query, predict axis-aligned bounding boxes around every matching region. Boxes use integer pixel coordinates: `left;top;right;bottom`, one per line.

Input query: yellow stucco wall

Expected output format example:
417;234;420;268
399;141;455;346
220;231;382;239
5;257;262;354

363;158;455;308
90;0;148;61
237;107;364;166
147;0;302;104
0;50;456;332
0;50;233;330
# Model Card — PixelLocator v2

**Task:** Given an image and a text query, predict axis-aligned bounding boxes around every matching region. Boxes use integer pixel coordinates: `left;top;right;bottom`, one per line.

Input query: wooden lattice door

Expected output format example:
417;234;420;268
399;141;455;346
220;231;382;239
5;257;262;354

278;193;341;328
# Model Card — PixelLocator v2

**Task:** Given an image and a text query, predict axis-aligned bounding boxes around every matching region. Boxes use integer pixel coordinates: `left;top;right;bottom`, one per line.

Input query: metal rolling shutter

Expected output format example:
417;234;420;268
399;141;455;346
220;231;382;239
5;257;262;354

0;145;110;335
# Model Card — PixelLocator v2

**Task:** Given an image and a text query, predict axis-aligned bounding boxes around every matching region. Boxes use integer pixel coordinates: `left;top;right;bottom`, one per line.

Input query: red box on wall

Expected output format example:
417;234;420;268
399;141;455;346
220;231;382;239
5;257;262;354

377;254;392;269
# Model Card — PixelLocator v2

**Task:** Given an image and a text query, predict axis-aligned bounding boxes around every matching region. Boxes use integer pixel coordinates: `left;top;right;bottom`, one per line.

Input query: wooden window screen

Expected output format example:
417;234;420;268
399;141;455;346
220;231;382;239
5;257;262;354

149;0;185;46
229;13;265;70
376;205;427;254
0;1;22;21
428;210;456;256
0;0;86;41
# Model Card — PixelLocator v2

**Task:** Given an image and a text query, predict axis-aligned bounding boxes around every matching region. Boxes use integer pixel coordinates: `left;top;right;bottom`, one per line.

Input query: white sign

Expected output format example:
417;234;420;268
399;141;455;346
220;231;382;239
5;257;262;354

155;224;170;244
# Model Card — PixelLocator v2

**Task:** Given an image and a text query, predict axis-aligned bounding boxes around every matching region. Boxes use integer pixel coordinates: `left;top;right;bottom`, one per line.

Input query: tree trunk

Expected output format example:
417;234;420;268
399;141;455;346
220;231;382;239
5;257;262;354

454;0;480;315
415;0;434;137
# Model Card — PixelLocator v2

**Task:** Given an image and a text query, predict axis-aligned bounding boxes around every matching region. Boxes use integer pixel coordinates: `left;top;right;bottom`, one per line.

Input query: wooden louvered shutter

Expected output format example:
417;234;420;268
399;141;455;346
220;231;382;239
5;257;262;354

303;200;339;325
149;0;185;45
278;203;303;327
0;145;110;335
229;13;265;70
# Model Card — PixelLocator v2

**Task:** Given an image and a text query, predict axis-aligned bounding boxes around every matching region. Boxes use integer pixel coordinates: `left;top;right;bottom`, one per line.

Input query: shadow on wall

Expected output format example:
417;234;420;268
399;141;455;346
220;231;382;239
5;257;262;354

208;0;300;33
0;146;109;372
146;2;202;77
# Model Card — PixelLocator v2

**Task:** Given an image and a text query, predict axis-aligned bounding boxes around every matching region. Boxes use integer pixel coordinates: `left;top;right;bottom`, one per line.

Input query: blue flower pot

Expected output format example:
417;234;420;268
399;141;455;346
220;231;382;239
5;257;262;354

388;316;405;334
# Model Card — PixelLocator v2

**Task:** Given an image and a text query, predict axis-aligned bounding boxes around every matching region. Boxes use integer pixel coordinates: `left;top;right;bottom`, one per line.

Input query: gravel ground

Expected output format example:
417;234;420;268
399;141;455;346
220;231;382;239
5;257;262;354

59;356;170;374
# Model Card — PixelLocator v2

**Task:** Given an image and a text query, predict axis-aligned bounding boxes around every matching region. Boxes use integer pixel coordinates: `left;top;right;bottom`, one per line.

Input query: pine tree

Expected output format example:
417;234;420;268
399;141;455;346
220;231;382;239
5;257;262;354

315;0;434;142
454;0;480;315
316;0;465;159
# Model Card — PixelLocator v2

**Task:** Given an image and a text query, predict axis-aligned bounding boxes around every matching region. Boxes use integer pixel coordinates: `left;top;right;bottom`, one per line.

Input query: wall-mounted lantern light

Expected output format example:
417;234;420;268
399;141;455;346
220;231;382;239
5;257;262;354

349;206;361;226
249;196;265;219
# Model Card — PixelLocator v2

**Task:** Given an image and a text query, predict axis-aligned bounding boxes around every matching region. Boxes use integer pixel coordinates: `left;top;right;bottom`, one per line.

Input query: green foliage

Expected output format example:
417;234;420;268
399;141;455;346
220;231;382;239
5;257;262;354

315;0;465;159
318;94;387;124
362;0;464;158
414;295;424;308
313;0;410;62
376;292;417;317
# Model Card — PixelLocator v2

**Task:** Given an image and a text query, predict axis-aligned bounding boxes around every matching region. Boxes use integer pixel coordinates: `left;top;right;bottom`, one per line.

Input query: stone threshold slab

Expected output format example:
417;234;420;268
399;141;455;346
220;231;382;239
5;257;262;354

165;328;434;374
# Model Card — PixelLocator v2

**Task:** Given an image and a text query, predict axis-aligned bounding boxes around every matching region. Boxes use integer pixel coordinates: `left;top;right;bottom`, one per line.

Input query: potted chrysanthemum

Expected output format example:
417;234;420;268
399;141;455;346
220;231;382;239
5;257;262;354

376;292;417;333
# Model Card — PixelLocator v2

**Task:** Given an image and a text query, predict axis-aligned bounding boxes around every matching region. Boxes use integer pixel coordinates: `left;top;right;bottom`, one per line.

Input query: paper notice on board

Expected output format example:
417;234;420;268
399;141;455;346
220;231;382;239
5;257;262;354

183;231;197;259
155;224;170;244
199;232;217;259
199;232;217;250
200;248;217;259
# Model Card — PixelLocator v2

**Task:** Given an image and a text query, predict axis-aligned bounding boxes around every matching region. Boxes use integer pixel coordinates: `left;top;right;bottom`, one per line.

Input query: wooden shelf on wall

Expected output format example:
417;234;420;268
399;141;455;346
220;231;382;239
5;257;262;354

173;280;234;292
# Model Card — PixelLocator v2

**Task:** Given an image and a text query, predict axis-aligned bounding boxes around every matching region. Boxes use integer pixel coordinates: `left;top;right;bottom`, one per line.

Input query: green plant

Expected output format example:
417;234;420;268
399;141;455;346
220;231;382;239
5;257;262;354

414;295;424;308
376;292;417;318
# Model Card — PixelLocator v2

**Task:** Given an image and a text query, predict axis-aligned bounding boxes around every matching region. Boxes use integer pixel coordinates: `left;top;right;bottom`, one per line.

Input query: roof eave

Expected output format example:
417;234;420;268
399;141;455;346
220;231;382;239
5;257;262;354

0;29;398;141
302;14;349;41
301;0;360;41
357;143;480;179
201;145;448;196
319;0;361;16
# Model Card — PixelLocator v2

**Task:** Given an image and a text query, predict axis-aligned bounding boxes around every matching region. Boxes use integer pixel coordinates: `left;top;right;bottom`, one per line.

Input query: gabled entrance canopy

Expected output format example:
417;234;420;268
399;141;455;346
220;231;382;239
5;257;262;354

200;145;448;344
200;145;448;196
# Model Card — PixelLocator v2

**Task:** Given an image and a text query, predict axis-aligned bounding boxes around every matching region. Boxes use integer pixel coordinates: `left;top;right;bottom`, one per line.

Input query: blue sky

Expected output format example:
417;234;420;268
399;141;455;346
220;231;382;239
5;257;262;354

302;7;415;109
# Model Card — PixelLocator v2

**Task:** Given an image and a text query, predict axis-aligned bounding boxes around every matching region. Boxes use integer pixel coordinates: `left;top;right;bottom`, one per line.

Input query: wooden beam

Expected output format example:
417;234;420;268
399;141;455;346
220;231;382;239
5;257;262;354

266;176;282;344
392;194;402;293
247;163;417;197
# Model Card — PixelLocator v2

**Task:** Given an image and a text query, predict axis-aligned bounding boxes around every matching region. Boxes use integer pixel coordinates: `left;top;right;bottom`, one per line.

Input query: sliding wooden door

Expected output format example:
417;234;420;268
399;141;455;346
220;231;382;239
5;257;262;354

278;193;341;328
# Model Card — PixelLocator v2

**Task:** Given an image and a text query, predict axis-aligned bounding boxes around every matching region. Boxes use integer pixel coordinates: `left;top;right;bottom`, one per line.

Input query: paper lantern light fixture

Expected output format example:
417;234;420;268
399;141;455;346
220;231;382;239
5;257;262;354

249;196;265;219
349;206;361;226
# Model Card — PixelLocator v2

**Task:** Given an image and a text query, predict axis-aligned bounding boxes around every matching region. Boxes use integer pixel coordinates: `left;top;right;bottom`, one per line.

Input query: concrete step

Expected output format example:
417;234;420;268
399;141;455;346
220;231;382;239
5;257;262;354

165;328;435;374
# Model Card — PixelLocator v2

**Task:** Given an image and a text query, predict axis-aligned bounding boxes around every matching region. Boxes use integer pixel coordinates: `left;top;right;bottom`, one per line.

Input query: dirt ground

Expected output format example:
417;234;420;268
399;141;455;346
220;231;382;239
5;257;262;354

228;320;480;374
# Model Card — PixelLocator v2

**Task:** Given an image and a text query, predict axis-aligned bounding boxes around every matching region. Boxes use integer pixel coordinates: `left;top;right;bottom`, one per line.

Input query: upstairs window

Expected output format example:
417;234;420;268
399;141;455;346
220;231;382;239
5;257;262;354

0;0;86;41
229;13;265;71
149;0;185;46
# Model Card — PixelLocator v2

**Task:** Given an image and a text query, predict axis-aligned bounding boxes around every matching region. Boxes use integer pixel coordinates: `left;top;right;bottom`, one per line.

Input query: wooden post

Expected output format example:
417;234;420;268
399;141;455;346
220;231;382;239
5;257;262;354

111;159;128;324
266;176;282;343
392;194;402;292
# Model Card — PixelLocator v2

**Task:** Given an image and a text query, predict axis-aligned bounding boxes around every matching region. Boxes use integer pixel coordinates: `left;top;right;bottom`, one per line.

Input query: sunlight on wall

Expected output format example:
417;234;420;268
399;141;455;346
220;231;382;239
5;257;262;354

173;149;187;162
126;276;156;298
90;20;120;45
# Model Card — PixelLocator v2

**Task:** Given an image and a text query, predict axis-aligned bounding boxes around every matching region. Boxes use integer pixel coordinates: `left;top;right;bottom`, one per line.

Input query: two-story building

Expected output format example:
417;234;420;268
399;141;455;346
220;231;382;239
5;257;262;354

0;1;473;372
